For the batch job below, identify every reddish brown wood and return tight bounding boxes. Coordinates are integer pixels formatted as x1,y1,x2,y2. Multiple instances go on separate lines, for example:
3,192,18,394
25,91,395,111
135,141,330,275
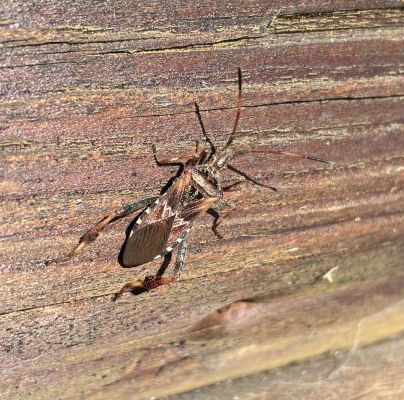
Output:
1,1,403,399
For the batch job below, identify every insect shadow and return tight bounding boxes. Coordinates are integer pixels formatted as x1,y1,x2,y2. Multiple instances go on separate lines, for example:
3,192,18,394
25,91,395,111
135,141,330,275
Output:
66,69,331,301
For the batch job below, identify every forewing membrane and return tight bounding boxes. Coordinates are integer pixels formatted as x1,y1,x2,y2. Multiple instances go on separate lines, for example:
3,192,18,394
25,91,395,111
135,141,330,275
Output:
122,216,175,267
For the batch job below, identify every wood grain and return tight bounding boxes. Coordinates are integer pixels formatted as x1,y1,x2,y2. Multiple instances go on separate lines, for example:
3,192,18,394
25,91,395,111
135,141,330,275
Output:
1,1,403,399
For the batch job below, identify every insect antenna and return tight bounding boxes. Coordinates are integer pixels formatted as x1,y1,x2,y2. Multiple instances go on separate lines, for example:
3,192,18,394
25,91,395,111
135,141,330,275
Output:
223,67,242,151
194,101,216,163
234,148,332,164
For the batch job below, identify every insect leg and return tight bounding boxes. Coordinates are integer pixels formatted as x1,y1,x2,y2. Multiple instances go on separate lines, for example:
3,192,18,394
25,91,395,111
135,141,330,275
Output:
191,139,209,164
112,275,175,301
206,206,236,239
114,252,177,301
112,280,148,300
152,144,184,168
227,164,278,192
173,235,188,279
222,180,245,192
194,139,200,156
68,197,157,258
113,197,159,221
156,252,173,277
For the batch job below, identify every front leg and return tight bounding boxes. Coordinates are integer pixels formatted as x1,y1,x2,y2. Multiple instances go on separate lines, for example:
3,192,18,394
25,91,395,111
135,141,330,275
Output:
152,144,184,168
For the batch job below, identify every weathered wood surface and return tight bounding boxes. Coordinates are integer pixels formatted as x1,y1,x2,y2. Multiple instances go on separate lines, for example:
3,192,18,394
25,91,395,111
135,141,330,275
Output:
1,1,403,399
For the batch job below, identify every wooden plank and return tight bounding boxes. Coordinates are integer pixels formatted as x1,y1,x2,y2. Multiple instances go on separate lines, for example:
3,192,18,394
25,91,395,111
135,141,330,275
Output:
2,272,404,399
1,1,403,398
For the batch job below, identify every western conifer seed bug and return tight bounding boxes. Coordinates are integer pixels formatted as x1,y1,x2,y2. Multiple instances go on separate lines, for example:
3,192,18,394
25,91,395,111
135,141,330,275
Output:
67,69,331,300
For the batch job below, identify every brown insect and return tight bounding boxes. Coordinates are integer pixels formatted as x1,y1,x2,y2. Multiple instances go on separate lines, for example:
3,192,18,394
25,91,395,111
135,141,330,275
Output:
67,69,331,300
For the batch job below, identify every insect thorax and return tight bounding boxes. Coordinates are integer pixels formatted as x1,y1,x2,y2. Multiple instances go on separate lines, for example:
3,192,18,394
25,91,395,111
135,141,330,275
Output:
190,165,223,198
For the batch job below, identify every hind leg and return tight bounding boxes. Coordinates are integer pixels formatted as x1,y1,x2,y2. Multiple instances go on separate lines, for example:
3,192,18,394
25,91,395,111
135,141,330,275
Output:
68,197,157,258
112,236,189,301
113,252,176,301
173,235,188,279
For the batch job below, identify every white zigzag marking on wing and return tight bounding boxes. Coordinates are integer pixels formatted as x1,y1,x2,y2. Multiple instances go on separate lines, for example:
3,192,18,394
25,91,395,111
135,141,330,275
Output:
173,217,188,228
162,203,172,218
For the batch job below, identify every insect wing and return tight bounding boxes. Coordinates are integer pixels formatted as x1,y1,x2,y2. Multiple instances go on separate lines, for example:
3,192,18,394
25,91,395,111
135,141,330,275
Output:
148,168,192,221
122,216,175,267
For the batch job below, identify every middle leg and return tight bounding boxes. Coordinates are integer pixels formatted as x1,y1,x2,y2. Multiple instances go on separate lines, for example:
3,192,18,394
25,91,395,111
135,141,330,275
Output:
206,205,237,240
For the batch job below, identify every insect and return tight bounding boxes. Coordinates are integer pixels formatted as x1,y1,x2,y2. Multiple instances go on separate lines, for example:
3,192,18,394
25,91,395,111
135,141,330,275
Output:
68,69,330,300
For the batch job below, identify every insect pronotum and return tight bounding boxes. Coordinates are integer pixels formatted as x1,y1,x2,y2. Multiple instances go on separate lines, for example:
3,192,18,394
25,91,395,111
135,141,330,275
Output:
68,69,331,300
